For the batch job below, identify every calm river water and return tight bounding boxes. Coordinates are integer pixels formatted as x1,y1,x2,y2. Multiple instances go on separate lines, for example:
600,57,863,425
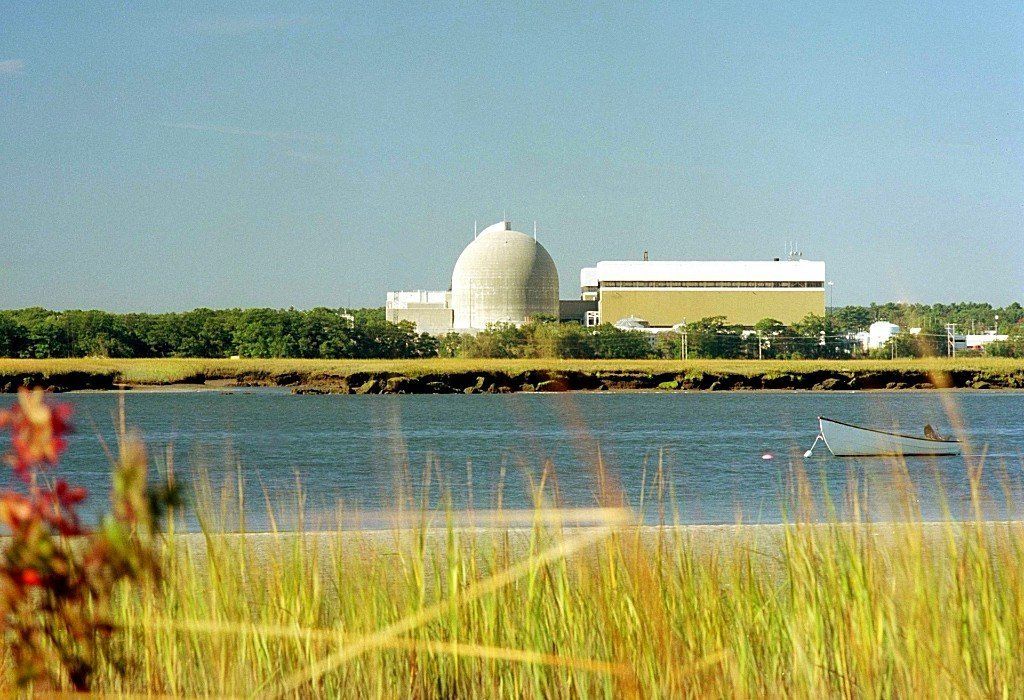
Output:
7,390,1024,529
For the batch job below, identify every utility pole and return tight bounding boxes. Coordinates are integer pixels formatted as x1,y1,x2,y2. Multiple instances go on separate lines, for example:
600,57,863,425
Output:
757,330,763,360
679,319,688,361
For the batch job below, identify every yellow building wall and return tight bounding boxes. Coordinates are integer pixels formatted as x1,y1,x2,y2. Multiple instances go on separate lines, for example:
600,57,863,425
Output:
599,289,825,327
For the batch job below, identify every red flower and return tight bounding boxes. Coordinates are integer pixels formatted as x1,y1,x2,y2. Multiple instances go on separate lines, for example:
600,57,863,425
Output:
38,480,89,536
0,388,73,481
19,568,42,587
51,479,87,508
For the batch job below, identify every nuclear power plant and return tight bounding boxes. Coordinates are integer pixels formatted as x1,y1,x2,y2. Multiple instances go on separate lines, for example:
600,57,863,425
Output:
385,219,826,334
386,220,560,334
451,221,559,329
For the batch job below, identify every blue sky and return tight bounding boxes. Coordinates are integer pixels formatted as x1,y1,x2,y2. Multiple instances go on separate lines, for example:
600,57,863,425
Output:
1,2,1021,310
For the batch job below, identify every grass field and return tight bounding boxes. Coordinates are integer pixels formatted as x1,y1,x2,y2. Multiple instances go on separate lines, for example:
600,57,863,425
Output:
63,474,1024,697
1,356,1023,386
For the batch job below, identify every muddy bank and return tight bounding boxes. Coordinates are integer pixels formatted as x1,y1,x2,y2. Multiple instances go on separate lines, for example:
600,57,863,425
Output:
0,370,121,393
291,367,1024,395
2,365,1022,395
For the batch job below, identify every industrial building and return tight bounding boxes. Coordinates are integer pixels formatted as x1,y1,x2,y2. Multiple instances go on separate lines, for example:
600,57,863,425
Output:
384,291,453,336
854,322,1008,353
386,221,559,334
579,259,826,329
387,218,827,334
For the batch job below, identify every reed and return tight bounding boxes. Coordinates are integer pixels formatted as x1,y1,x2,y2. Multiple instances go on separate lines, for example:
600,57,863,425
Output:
22,457,1020,698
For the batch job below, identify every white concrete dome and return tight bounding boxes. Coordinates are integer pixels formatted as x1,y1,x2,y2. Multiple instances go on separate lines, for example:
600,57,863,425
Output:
451,221,559,330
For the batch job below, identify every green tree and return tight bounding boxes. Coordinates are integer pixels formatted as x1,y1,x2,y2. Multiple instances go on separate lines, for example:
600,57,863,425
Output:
233,309,298,358
754,318,787,335
749,318,788,359
685,317,742,359
551,323,596,359
870,333,918,359
0,313,29,357
653,331,681,359
987,327,1024,358
437,332,474,358
61,310,140,358
13,308,70,358
464,323,527,358
591,324,652,359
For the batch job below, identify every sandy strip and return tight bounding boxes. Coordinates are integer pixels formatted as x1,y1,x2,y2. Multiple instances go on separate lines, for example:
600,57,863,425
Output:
162,520,1024,560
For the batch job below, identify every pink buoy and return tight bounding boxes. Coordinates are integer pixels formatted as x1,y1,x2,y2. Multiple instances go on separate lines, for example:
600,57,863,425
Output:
761,453,773,460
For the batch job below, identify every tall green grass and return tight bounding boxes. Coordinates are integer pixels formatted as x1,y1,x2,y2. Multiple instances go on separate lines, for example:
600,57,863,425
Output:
29,457,1020,698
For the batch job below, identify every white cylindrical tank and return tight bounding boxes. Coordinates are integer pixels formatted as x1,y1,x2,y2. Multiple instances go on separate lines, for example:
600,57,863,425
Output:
451,221,559,330
867,321,900,349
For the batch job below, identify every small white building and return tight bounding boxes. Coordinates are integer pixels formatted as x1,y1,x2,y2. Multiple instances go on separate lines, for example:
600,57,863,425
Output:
965,331,1009,351
385,290,453,336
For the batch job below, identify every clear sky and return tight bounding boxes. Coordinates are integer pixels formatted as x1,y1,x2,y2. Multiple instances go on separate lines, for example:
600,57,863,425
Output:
2,2,1021,311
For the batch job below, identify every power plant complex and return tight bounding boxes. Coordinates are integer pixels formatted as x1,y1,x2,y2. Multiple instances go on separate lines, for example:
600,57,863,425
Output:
386,220,825,334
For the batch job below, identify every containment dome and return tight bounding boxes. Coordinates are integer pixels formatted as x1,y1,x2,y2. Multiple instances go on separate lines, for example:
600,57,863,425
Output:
451,221,559,330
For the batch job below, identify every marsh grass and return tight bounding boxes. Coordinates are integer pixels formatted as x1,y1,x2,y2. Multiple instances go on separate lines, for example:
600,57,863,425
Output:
1,356,1022,385
4,386,1024,697
21,451,1018,698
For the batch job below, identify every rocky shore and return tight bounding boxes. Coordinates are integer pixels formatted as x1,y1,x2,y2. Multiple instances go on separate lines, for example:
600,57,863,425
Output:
2,361,1022,395
290,367,1023,394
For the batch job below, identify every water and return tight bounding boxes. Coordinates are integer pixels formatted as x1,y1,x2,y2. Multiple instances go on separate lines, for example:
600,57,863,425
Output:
5,390,1023,530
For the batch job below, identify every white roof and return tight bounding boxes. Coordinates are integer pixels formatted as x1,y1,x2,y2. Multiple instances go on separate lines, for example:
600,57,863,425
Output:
586,259,825,283
965,333,1008,345
580,267,599,287
614,315,650,329
387,290,451,308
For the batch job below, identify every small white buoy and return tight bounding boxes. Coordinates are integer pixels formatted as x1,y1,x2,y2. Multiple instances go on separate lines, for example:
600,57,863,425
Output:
762,453,773,460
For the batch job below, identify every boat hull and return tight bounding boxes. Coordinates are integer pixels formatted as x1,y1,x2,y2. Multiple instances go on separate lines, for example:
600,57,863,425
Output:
819,417,962,457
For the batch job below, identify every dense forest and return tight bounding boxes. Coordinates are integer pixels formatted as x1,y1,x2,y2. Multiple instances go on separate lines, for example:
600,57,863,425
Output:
0,307,437,360
0,303,1020,360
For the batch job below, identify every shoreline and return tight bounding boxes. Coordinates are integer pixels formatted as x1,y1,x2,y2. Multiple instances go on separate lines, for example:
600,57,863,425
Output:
162,520,1024,558
1,357,1022,394
68,384,1024,396
165,519,1024,536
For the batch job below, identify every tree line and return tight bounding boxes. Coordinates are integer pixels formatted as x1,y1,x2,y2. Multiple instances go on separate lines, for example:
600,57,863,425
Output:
0,308,437,359
827,302,1023,335
444,314,859,360
0,303,1020,360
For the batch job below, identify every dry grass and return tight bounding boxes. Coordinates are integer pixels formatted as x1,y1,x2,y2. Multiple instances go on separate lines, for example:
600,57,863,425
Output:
0,447,1002,698
1,356,1022,385
70,490,1024,697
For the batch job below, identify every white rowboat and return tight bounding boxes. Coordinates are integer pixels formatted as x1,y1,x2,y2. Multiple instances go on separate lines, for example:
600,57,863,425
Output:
812,416,962,457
